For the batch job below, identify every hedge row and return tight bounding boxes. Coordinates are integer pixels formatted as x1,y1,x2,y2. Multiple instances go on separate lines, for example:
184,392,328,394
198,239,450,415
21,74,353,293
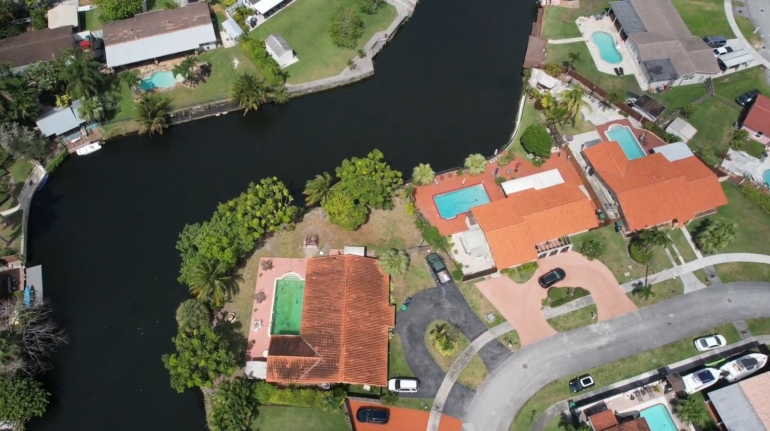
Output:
253,382,345,410
739,184,770,215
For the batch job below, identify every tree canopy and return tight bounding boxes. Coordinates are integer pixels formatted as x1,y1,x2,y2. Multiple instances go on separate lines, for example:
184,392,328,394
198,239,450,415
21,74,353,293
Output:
93,0,143,22
161,327,236,393
175,299,211,331
210,378,257,431
135,93,170,136
379,249,409,276
464,154,486,176
0,63,38,123
0,375,49,428
520,125,552,157
328,4,364,49
0,123,48,162
411,163,435,186
322,190,368,231
695,219,737,254
334,149,403,210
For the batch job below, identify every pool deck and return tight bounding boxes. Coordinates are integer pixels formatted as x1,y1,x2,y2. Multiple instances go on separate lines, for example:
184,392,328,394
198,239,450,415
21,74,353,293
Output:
596,119,666,152
247,257,308,361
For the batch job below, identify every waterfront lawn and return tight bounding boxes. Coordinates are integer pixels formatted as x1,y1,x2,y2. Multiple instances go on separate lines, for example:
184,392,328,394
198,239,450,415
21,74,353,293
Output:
250,406,349,431
572,225,673,283
0,212,22,251
669,228,697,263
546,305,596,332
249,0,397,84
457,282,506,328
0,159,35,211
546,42,641,95
542,0,611,40
627,278,684,308
508,101,542,160
511,323,741,431
425,320,488,389
689,183,770,282
389,333,414,378
649,83,708,115
671,0,734,38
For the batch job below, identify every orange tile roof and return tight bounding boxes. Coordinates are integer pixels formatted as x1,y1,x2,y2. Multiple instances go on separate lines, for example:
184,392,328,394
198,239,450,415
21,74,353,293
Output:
589,410,619,431
743,94,770,134
266,255,394,386
604,418,651,431
583,141,727,232
471,183,598,269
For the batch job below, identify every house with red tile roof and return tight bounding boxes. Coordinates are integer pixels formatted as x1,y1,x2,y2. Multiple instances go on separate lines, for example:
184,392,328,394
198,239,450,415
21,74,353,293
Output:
741,94,770,145
583,141,727,233
265,254,394,386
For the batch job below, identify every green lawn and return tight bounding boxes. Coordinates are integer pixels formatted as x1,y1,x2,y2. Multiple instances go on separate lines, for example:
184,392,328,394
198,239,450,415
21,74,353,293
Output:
78,9,103,31
736,15,762,48
744,139,766,158
541,0,610,40
650,83,708,115
546,42,640,95
457,282,506,328
508,101,542,160
669,228,697,263
8,159,33,185
546,305,597,332
747,317,770,335
512,323,741,431
249,0,397,84
543,416,563,431
572,226,673,283
499,331,521,351
542,287,590,308
425,320,487,389
249,406,349,431
389,333,413,378
627,278,684,308
671,0,735,38
393,397,433,411
689,183,770,282
214,11,227,31
557,112,595,137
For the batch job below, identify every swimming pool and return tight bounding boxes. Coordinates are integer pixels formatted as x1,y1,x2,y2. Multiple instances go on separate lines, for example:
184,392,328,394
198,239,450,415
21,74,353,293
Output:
139,71,182,91
640,404,677,431
433,184,491,219
606,125,646,160
270,273,305,335
763,169,770,186
592,32,623,64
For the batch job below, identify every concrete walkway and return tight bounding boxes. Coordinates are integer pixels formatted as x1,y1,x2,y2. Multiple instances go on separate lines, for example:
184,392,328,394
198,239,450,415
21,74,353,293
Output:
457,281,770,431
15,165,45,256
547,37,584,44
725,0,770,68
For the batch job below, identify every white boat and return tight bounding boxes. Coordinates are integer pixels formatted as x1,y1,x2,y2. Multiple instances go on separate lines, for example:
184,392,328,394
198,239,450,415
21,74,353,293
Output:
75,142,102,156
719,353,768,383
682,368,721,394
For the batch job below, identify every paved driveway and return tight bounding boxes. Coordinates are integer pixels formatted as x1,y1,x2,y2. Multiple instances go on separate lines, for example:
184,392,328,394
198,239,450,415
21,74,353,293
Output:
394,281,511,418
462,281,770,431
476,252,637,346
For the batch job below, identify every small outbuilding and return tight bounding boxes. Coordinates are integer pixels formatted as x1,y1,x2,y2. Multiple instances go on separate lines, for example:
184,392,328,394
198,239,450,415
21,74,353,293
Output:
665,117,697,143
36,100,86,137
222,19,244,44
264,34,298,68
47,4,79,30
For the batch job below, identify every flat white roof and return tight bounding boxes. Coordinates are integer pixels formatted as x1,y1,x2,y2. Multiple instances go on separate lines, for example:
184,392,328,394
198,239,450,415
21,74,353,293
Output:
652,142,694,162
666,117,697,142
48,4,78,29
255,0,284,14
720,50,753,68
105,25,216,68
343,246,366,256
222,19,244,39
245,361,267,379
501,169,564,195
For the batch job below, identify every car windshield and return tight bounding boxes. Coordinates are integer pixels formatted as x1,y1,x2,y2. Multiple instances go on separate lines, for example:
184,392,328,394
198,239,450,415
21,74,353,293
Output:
699,339,709,347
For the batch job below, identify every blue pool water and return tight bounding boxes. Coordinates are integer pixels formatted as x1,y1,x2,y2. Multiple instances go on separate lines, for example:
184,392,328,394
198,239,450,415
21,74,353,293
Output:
606,125,646,160
139,71,181,90
592,31,623,64
433,185,491,219
640,404,677,431
763,169,770,185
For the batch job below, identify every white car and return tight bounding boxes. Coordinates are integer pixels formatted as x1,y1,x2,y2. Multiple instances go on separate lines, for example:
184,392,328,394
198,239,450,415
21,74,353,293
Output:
388,378,419,393
694,334,727,351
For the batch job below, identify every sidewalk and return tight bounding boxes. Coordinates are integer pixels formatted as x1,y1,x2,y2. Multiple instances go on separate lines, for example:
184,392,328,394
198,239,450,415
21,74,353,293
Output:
725,0,770,68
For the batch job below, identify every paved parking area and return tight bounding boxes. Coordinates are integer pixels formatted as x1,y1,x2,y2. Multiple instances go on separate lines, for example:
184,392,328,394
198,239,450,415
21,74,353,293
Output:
476,252,638,346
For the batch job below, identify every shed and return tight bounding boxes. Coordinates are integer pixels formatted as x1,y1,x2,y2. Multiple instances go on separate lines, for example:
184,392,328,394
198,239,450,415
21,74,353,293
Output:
47,4,79,29
665,118,697,142
264,34,298,68
632,95,666,121
36,100,85,137
719,50,754,69
222,18,244,42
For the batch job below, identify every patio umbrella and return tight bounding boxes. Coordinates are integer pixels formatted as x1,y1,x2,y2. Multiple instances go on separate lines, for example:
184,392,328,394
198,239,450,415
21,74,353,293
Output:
255,291,266,303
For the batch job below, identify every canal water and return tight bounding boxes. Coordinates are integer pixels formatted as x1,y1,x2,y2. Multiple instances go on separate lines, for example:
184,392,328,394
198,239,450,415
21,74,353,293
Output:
27,0,533,428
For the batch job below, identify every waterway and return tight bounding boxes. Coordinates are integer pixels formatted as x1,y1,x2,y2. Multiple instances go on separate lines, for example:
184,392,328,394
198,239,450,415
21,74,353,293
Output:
26,0,533,428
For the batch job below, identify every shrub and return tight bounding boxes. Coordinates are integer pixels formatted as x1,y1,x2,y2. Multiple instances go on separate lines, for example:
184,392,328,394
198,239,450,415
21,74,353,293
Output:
629,241,653,264
580,240,605,260
254,382,345,411
451,269,463,281
381,391,398,405
521,125,552,157
547,287,566,301
497,152,515,166
495,176,506,185
240,35,287,85
544,62,561,77
456,169,464,176
415,217,450,249
45,150,69,173
739,184,770,214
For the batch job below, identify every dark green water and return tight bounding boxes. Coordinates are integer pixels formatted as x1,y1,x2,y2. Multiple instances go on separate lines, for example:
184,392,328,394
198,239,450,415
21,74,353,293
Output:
26,0,533,428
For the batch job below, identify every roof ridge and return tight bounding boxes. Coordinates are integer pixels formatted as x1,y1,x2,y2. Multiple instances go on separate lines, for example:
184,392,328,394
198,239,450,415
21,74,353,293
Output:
337,255,351,381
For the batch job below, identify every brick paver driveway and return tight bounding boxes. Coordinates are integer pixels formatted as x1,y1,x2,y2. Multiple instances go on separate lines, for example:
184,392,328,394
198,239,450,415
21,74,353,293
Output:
476,252,637,346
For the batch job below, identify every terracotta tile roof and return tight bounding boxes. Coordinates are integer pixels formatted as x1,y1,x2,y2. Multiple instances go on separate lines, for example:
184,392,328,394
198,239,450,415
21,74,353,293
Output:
604,418,651,431
471,183,598,269
739,372,770,428
589,410,619,431
266,255,394,386
583,141,727,231
743,94,770,134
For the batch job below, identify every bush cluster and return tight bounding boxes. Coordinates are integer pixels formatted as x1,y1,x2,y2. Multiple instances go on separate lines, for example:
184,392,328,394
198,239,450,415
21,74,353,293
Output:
580,240,605,260
254,382,345,411
415,217,450,250
629,242,653,264
739,184,770,215
520,125,552,157
241,36,286,85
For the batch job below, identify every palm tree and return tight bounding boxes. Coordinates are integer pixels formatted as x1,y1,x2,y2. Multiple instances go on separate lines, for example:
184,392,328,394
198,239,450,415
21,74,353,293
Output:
430,323,457,356
172,56,198,83
347,59,356,70
175,299,211,330
674,396,710,426
604,91,622,108
303,172,334,206
560,86,590,122
135,93,171,136
465,153,487,176
77,97,105,122
379,249,409,276
61,49,103,99
118,70,141,89
231,72,268,115
411,163,435,185
188,260,238,309
731,129,748,151
695,219,738,254
637,227,672,254
566,51,580,74
632,283,654,301
268,84,290,104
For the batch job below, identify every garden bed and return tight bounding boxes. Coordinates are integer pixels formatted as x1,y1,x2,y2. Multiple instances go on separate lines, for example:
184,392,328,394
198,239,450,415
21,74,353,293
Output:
546,304,596,332
424,320,487,389
541,286,589,308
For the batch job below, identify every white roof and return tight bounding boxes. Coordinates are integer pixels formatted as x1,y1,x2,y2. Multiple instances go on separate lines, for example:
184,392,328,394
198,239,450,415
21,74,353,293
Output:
36,100,85,137
222,19,243,39
48,4,78,29
255,0,284,14
653,142,694,162
501,169,564,195
244,361,267,379
665,118,697,142
343,246,366,256
720,50,754,68
538,73,558,89
105,25,216,68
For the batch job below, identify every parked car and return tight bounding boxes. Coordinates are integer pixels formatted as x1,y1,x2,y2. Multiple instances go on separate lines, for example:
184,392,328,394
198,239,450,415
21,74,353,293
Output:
426,253,451,284
694,334,727,351
388,377,419,393
538,268,566,288
736,89,761,106
713,46,734,56
703,35,727,48
569,375,595,393
356,407,389,424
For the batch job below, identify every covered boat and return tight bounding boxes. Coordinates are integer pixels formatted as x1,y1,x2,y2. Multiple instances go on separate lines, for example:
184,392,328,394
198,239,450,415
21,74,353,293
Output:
683,368,720,394
719,353,768,383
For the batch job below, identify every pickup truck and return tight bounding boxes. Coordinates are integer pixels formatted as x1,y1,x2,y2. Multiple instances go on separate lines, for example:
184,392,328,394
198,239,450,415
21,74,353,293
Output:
426,253,451,284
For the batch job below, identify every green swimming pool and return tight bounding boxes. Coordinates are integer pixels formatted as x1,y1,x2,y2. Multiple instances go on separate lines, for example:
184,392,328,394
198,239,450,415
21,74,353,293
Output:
270,274,305,335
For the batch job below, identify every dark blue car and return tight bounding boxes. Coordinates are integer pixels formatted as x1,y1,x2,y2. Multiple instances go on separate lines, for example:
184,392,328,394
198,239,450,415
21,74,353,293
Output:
356,407,389,424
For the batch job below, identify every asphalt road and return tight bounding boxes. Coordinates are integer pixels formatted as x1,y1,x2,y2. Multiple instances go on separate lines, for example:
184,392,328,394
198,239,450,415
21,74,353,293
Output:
461,282,770,431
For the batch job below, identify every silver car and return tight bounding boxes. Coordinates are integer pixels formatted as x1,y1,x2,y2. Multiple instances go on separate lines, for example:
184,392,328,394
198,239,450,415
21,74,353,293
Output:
387,378,419,393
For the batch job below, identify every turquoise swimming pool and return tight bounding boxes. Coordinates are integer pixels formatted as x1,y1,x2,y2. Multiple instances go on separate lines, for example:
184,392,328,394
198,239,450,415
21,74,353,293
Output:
433,185,491,219
763,169,770,186
139,71,181,91
606,125,646,160
592,31,623,64
640,404,677,431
